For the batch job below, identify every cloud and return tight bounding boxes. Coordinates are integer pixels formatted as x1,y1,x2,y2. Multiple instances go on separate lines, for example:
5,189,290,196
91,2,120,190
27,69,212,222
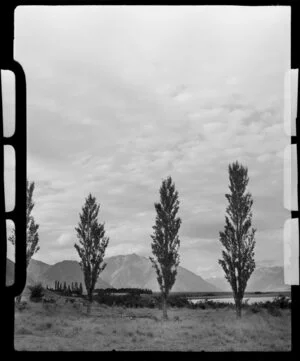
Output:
105,243,149,258
55,233,74,248
257,153,272,163
254,228,286,265
9,6,290,277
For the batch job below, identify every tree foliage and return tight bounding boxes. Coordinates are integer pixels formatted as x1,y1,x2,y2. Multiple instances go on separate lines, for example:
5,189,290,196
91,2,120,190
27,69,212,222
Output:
28,282,44,300
9,180,40,268
74,193,109,304
218,161,256,317
150,176,181,319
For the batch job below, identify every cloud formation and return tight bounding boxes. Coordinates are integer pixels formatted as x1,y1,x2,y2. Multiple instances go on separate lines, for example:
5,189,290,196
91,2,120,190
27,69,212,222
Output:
4,6,291,278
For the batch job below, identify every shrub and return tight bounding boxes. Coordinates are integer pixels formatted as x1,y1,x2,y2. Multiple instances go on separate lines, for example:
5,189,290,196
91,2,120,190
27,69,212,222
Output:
197,303,206,310
95,293,141,307
257,296,290,313
95,287,153,296
167,295,190,308
95,293,161,308
205,300,216,309
16,301,27,311
154,294,190,308
267,306,282,317
272,295,290,309
28,283,44,300
249,304,260,314
201,300,234,310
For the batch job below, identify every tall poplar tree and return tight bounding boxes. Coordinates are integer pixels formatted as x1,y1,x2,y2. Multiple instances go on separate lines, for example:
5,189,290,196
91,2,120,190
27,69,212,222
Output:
74,193,109,309
150,176,181,320
9,179,40,303
218,161,256,318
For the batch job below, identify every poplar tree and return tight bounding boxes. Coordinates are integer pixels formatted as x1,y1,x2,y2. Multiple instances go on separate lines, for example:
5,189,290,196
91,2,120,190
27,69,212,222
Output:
9,179,39,303
218,161,256,318
74,194,109,309
150,176,181,320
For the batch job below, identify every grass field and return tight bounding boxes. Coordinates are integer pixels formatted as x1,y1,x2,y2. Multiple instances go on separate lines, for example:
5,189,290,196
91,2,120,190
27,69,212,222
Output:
14,300,291,351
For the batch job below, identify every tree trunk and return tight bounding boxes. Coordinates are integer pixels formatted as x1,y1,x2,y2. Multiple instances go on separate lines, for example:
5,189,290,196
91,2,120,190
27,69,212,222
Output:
235,297,242,318
162,294,168,320
87,289,93,314
88,289,93,303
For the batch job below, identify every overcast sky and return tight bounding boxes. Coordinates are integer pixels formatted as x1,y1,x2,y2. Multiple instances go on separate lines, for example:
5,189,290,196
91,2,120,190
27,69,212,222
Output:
3,5,292,279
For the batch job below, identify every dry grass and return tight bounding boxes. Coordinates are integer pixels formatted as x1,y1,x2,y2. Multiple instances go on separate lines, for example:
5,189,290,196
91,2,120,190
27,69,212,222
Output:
14,301,291,351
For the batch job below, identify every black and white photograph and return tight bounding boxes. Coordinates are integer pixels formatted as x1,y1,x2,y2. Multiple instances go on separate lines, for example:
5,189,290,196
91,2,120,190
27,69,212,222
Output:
2,4,295,351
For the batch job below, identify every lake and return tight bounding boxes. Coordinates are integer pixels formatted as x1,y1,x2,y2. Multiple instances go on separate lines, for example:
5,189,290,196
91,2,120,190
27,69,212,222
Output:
188,296,290,305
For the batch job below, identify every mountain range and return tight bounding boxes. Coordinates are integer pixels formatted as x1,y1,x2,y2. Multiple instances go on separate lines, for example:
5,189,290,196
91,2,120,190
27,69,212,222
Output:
6,253,220,293
205,266,290,292
6,253,289,293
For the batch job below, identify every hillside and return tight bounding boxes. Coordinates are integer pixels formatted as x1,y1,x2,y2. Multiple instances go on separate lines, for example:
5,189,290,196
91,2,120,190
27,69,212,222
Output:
27,259,51,283
41,254,220,292
205,266,291,292
7,254,220,292
6,258,15,286
7,255,290,293
6,258,35,287
99,253,220,292
41,260,112,290
247,266,291,292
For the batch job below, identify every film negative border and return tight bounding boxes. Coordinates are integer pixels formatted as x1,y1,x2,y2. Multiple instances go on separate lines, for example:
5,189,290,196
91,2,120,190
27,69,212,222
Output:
0,0,299,357
0,61,27,351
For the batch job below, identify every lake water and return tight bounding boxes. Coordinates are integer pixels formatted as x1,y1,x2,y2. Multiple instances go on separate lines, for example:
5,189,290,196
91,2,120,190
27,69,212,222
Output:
188,296,289,305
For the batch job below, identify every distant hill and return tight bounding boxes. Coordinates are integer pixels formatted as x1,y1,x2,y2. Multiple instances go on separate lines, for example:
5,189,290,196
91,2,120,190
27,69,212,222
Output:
8,255,289,293
205,266,291,292
27,259,51,283
42,260,111,291
99,253,221,292
246,266,291,292
6,258,111,292
6,253,220,293
6,258,35,287
6,258,15,286
204,276,230,292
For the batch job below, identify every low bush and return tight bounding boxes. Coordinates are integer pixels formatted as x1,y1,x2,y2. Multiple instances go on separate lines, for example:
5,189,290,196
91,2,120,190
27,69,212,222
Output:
94,292,291,312
28,283,44,300
95,293,143,307
272,295,291,309
95,293,186,308
95,287,152,296
187,299,240,310
152,294,193,308
253,295,291,312
249,304,260,314
267,306,282,317
16,301,28,311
